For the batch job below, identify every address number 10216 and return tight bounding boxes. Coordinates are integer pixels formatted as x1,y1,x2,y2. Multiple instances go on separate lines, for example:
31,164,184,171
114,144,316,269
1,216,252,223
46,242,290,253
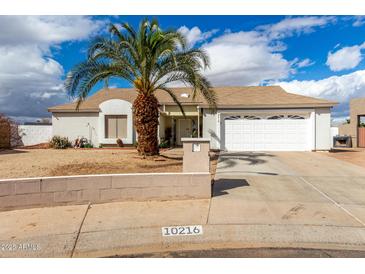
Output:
161,225,203,236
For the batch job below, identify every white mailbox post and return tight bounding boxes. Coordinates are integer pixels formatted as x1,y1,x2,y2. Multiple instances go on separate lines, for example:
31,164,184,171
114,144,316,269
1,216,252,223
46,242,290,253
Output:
181,138,210,173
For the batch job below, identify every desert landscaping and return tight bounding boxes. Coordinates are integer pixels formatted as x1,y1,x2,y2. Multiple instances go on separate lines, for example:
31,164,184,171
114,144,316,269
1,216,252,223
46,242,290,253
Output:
325,148,365,169
0,148,184,179
0,148,219,179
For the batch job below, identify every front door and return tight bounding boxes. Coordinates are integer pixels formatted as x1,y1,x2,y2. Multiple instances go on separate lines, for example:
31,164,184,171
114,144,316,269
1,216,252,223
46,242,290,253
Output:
177,119,192,145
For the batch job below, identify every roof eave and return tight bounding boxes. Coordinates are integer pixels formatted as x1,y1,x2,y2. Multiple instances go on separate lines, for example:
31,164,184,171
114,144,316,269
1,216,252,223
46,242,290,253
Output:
161,102,203,105
48,108,100,113
198,103,338,109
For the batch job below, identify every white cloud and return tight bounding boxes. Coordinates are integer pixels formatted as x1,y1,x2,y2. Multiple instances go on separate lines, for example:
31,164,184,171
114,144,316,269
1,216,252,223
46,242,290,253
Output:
202,31,291,86
295,58,315,68
176,17,333,86
275,70,365,119
0,16,105,121
326,43,365,71
178,26,218,47
0,16,104,46
259,16,336,40
352,16,365,27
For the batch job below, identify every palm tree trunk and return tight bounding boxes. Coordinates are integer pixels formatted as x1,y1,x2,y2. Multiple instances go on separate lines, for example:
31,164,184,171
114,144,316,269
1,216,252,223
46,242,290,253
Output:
133,92,159,156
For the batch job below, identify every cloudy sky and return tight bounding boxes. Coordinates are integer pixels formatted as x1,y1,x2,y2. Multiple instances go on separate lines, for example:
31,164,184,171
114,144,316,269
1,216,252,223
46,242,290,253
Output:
1,15,365,123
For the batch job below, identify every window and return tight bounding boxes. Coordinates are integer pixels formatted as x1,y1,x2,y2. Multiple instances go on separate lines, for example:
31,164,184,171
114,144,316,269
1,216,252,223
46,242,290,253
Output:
105,115,127,139
243,115,261,120
288,115,305,120
267,115,284,120
225,115,241,120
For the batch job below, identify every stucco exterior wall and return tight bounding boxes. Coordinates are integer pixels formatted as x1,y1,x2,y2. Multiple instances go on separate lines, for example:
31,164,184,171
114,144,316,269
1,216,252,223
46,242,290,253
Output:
98,99,134,145
52,113,99,146
182,138,210,172
344,98,365,147
164,105,199,116
158,114,166,140
339,123,352,136
18,125,52,146
314,107,332,150
51,101,333,150
202,109,219,149
158,115,173,138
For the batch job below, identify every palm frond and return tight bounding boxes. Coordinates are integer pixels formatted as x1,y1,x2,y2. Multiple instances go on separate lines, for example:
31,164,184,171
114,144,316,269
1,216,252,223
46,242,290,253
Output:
65,60,135,108
65,18,217,112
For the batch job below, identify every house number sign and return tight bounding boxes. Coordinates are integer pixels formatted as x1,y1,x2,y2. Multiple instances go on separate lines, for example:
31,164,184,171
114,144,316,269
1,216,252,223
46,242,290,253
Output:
192,143,201,152
161,225,203,236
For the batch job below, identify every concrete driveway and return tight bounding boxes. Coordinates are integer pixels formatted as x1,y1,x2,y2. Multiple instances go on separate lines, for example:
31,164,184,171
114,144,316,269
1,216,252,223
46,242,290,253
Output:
209,151,365,227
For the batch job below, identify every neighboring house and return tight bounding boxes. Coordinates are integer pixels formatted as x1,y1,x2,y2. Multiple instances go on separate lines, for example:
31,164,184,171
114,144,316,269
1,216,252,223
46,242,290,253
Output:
339,98,365,148
48,86,337,151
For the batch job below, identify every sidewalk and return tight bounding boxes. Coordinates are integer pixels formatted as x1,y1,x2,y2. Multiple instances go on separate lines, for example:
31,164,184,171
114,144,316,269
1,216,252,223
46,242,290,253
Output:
1,198,365,257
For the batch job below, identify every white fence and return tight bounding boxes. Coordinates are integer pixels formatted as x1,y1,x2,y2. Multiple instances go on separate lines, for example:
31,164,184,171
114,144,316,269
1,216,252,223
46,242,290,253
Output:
18,125,52,146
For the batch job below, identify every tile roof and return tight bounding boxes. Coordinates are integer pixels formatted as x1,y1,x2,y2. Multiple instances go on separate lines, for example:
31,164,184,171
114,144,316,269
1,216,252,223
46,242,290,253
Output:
48,86,337,112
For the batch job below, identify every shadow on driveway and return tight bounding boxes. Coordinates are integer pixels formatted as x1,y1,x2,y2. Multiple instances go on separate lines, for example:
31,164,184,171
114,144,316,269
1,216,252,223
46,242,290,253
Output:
213,178,250,197
218,152,275,169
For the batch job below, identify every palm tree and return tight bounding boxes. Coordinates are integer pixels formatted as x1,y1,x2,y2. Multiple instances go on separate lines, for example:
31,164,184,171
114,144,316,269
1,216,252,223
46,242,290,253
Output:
65,18,217,156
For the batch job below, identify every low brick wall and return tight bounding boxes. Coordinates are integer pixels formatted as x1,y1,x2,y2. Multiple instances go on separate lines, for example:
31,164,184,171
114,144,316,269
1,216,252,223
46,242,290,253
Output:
0,172,211,210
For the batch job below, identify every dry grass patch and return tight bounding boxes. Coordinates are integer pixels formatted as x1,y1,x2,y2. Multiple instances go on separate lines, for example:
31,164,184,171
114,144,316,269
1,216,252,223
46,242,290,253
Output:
49,157,182,177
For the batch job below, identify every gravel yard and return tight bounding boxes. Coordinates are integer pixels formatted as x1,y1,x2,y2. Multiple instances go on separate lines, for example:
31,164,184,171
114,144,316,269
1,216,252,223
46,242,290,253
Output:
0,148,184,179
325,148,365,169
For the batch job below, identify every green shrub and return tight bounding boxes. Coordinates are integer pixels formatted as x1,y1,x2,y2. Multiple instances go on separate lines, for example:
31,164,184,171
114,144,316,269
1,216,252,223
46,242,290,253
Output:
159,139,170,148
83,143,94,148
50,136,71,149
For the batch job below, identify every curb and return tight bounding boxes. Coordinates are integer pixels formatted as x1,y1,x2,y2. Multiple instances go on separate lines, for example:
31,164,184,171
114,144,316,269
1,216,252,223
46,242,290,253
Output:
72,223,365,257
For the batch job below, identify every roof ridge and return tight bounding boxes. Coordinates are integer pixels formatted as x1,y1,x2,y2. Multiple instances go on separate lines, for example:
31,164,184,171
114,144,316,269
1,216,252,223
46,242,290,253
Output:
48,85,337,112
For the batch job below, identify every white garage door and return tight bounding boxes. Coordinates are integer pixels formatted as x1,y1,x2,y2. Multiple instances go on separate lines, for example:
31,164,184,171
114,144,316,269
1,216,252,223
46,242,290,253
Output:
224,114,311,151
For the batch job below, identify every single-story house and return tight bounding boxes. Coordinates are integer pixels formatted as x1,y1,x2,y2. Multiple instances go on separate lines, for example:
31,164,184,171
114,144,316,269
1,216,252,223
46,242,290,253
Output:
339,98,365,147
48,86,337,151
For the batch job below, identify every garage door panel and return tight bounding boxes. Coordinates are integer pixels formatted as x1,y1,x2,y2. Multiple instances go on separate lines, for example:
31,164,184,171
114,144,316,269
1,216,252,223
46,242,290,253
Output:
224,115,311,151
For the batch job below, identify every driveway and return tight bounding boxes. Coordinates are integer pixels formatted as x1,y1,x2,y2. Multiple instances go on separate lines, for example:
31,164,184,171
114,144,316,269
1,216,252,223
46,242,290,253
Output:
209,151,365,227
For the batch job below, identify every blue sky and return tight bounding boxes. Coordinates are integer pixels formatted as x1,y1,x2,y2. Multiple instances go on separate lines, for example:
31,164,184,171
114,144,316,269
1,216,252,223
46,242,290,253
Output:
1,15,365,123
